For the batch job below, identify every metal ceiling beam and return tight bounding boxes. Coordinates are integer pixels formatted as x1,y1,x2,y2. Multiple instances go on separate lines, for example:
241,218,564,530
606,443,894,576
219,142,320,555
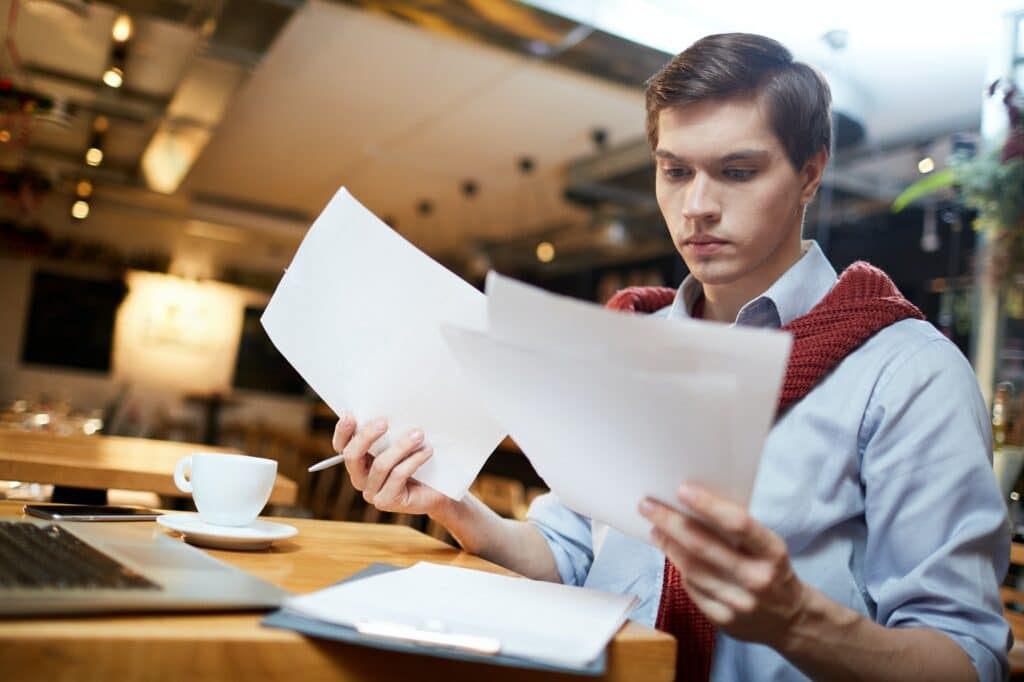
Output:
22,63,169,125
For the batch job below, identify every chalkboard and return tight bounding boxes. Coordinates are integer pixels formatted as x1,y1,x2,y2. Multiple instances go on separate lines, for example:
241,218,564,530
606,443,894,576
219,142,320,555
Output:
20,271,126,373
232,306,306,396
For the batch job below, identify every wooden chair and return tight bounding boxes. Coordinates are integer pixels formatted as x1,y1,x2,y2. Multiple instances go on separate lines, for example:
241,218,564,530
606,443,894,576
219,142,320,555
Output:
471,473,526,519
1002,541,1024,678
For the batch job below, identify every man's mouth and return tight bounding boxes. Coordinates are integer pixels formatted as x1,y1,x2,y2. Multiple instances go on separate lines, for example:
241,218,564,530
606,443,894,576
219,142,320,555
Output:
682,236,729,255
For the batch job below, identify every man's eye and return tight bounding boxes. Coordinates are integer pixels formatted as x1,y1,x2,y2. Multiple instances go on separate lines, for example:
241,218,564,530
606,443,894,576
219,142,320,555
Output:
662,167,691,180
724,168,756,180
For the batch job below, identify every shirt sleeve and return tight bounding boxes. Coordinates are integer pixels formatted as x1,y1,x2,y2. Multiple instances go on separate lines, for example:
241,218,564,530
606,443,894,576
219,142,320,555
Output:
526,492,594,586
860,334,1011,682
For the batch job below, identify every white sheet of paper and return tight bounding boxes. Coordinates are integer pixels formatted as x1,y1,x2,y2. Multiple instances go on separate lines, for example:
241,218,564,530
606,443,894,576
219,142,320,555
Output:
442,325,740,542
484,271,792,503
283,561,637,668
260,187,506,499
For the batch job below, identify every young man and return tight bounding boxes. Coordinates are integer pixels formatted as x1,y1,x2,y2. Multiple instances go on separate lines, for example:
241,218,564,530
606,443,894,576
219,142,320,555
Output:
332,33,1010,681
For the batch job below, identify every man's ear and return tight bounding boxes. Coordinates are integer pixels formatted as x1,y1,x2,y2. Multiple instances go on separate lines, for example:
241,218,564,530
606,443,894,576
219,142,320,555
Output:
799,148,829,206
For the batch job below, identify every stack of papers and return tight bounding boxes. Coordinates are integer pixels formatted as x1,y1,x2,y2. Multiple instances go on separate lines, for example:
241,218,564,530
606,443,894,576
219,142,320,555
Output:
261,188,506,499
443,273,791,541
262,187,792,542
282,561,637,669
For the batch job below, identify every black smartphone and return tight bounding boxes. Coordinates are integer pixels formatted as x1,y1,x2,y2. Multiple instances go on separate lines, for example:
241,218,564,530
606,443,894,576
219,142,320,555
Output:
23,504,162,521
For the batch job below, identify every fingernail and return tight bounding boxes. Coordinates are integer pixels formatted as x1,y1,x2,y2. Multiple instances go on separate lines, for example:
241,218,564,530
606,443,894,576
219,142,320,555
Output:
371,418,387,433
638,498,654,515
678,484,696,504
409,429,424,444
339,414,352,427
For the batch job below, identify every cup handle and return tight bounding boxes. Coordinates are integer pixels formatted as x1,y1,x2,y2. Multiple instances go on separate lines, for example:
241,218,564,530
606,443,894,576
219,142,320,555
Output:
173,456,193,494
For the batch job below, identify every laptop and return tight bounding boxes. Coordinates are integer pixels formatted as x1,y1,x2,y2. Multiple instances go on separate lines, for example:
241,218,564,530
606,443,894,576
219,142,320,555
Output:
0,518,290,616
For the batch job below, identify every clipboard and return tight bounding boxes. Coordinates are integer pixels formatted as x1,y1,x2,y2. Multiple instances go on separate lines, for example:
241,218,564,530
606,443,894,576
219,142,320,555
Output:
261,563,607,676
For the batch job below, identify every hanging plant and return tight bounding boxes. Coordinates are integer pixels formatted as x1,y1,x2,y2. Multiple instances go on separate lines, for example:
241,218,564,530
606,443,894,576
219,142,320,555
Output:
893,79,1024,288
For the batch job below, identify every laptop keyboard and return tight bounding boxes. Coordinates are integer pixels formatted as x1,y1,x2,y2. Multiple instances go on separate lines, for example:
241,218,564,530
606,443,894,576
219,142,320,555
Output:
0,522,160,590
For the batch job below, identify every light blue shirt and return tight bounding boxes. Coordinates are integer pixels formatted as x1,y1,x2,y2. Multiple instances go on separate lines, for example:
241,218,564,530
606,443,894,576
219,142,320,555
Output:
527,242,1011,681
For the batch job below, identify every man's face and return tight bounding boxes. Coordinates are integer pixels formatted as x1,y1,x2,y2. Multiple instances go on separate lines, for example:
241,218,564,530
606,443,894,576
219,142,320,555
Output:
654,97,821,291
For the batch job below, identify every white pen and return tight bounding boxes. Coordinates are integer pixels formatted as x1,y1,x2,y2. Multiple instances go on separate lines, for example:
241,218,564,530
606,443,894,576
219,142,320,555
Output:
307,453,345,473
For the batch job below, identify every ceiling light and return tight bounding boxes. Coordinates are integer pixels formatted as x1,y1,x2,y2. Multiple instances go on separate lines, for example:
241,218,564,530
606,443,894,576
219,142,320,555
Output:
76,178,92,197
93,116,109,133
917,156,935,174
102,44,127,89
111,14,133,43
71,199,89,220
0,130,9,144
102,66,123,89
536,241,555,263
141,124,211,194
85,147,103,166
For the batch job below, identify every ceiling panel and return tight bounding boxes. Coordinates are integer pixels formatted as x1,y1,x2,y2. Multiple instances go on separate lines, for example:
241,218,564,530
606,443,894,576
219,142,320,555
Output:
186,0,642,250
186,2,519,208
7,0,116,79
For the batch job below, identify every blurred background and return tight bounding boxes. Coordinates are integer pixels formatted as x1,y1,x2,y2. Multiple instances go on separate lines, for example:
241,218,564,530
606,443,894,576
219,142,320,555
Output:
1,0,1022,530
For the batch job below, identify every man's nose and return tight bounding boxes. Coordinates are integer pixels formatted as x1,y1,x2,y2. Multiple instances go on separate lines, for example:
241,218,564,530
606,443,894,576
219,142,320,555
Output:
681,173,720,223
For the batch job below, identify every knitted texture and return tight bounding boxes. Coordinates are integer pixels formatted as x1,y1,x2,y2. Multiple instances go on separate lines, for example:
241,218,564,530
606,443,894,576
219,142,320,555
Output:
605,260,924,681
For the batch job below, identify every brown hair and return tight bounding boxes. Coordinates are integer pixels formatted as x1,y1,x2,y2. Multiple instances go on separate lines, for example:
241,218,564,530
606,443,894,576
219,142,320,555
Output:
645,33,832,171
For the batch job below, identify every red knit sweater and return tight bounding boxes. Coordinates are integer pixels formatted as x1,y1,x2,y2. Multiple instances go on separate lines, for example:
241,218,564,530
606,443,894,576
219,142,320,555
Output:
606,261,924,681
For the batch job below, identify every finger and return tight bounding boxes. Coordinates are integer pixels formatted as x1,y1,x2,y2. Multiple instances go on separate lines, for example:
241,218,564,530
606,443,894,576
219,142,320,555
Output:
666,547,757,617
363,429,425,502
331,414,356,453
376,447,433,509
677,572,736,626
677,484,782,557
641,498,745,575
342,417,387,489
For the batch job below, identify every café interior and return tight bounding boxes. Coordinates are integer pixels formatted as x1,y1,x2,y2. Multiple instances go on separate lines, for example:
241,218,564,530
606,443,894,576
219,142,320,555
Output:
2,0,1024,679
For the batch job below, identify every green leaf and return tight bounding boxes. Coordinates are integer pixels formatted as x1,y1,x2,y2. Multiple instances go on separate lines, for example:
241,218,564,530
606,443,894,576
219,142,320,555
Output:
891,168,957,213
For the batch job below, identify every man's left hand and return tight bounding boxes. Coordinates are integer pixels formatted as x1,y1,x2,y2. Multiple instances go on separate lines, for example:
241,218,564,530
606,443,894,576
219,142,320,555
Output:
639,484,809,648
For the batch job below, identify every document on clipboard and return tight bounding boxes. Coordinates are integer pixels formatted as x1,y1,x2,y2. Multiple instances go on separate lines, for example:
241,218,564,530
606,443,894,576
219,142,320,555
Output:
275,562,637,671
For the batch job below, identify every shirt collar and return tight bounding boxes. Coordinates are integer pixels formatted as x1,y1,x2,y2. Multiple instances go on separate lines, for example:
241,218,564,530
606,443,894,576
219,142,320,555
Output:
662,240,837,328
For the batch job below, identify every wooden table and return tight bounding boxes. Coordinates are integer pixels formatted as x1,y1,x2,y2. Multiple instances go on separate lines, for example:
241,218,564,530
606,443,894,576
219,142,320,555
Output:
0,430,297,505
0,501,675,681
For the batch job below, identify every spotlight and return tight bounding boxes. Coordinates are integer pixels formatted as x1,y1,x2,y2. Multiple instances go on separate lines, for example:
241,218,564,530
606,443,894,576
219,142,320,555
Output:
536,241,555,263
112,14,133,43
71,199,90,220
917,156,935,174
76,178,92,198
85,126,105,166
102,44,127,89
0,130,9,144
102,66,123,89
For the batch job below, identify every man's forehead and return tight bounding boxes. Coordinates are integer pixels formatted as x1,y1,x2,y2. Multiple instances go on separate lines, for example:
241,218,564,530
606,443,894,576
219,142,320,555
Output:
656,100,779,159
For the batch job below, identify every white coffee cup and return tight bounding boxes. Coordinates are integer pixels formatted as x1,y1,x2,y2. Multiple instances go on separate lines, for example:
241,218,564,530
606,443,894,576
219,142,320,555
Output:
173,452,277,527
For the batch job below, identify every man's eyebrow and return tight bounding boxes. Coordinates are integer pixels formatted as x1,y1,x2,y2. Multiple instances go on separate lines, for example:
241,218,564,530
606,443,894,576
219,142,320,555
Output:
720,149,770,163
653,149,770,163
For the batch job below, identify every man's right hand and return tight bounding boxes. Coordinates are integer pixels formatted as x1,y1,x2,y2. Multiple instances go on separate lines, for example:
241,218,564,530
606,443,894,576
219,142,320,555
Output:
332,414,448,516
332,414,560,583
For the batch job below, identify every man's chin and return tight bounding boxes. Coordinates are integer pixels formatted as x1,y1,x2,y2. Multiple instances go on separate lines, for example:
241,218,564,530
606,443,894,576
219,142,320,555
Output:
682,259,741,286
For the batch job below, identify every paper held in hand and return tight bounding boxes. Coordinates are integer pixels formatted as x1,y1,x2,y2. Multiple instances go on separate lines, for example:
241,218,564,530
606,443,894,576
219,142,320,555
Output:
440,271,792,542
282,562,637,669
260,187,506,499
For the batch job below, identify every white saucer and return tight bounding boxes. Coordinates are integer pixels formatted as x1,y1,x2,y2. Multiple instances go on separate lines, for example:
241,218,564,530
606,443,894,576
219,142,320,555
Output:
157,514,298,550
